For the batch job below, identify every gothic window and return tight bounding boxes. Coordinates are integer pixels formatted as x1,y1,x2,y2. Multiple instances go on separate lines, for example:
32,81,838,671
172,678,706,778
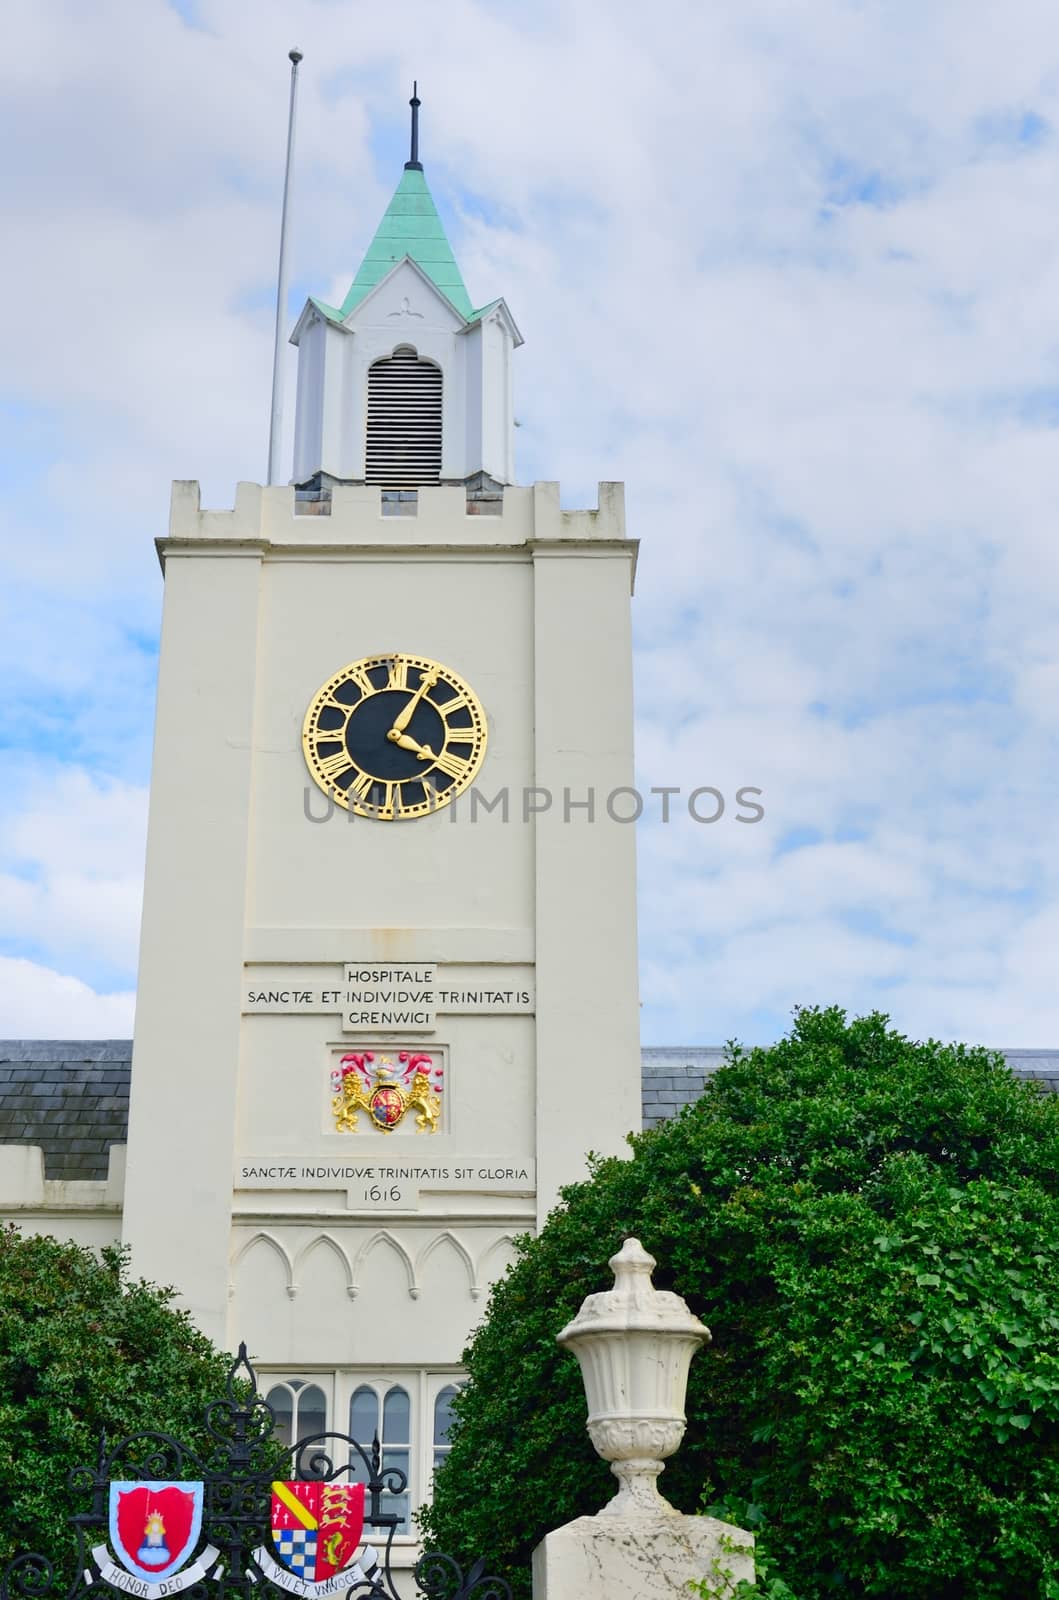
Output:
263,1378,328,1451
365,346,442,488
432,1383,460,1476
349,1381,411,1532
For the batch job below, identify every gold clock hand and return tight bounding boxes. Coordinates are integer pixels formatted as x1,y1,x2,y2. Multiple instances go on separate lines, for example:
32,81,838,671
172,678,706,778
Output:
386,730,437,761
390,666,440,736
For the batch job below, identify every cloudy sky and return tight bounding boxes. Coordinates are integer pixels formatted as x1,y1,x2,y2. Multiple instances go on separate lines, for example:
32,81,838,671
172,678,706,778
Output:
2,0,1058,1047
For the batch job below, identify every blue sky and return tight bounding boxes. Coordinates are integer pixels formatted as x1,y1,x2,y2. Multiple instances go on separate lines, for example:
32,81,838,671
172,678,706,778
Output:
2,0,1059,1046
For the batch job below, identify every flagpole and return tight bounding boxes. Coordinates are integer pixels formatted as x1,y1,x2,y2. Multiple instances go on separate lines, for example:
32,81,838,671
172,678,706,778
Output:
267,48,303,486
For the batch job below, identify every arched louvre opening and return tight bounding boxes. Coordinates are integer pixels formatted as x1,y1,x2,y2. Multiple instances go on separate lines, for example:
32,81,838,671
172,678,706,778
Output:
365,347,442,488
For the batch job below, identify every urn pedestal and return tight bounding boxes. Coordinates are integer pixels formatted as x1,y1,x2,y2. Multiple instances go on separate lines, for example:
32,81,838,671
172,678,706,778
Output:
531,1238,754,1599
556,1236,709,1515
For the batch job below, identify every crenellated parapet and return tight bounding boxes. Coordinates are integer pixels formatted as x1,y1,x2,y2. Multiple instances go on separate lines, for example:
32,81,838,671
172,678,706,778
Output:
162,480,635,583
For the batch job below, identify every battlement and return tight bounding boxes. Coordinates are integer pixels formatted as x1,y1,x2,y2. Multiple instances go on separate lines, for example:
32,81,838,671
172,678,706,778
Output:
163,479,630,563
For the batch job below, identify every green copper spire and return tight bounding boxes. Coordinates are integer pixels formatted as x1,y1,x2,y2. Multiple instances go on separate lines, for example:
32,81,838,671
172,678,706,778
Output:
338,165,473,321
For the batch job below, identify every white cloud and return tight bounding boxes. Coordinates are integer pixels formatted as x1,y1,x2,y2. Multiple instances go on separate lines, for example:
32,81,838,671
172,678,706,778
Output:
0,957,135,1038
0,771,148,984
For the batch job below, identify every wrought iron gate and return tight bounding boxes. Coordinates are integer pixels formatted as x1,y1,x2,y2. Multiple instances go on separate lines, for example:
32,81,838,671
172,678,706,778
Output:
0,1343,509,1600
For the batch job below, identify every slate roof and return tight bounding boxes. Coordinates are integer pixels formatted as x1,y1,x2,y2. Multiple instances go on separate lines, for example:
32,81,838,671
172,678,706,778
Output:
642,1047,728,1131
0,1041,131,1182
1,1042,1057,1183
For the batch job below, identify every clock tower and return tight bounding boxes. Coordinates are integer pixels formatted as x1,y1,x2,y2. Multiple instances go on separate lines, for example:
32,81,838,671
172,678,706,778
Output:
122,104,640,1486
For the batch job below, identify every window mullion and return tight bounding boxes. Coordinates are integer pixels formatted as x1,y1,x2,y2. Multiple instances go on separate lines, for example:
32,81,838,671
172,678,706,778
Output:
418,1369,429,1523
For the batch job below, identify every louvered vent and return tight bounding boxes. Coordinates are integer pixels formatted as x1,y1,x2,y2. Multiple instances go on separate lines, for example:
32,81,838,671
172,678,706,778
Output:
365,348,442,488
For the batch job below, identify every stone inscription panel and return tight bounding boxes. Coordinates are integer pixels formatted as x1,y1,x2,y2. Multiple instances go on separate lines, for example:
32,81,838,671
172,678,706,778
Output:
242,962,534,1032
234,1155,536,1213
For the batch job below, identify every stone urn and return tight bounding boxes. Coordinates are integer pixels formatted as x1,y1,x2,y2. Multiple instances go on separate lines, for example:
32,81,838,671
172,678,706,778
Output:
556,1237,711,1516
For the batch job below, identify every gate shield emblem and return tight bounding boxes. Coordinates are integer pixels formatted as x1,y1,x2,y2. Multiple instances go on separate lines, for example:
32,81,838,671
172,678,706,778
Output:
271,1482,366,1582
108,1482,204,1582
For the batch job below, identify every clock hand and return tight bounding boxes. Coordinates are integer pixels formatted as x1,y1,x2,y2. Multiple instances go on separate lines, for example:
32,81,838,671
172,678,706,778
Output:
385,729,437,762
390,667,440,736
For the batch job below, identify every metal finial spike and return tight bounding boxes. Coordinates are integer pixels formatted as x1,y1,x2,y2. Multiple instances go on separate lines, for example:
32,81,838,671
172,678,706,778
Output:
406,80,423,171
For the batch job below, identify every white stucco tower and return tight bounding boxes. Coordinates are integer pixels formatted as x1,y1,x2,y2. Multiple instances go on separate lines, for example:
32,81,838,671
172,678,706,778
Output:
122,100,640,1537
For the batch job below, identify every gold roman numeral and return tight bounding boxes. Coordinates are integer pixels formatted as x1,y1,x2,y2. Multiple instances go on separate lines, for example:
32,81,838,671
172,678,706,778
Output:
317,750,353,781
346,770,374,805
346,665,375,696
432,748,470,780
387,657,409,691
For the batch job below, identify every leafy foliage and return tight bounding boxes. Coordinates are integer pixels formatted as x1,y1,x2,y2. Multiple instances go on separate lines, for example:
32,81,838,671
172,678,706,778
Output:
421,1008,1059,1599
0,1229,243,1576
689,1527,800,1599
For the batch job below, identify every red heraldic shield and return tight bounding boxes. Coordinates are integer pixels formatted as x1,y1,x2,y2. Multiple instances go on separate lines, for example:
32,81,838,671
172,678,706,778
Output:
109,1482,203,1582
271,1481,366,1582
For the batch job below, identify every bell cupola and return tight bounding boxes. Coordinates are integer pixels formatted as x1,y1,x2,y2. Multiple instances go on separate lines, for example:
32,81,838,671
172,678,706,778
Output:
290,87,522,495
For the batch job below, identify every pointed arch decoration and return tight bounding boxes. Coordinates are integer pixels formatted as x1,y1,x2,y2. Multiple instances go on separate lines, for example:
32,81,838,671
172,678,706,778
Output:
293,1232,355,1300
415,1231,478,1299
476,1233,519,1296
351,1229,417,1301
230,1231,295,1299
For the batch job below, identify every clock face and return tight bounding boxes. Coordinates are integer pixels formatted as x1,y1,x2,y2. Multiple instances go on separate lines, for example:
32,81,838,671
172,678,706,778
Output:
302,653,487,820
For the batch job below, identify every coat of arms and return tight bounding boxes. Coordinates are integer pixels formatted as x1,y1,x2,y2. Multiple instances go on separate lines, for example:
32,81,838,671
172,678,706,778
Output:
264,1481,366,1592
105,1481,206,1588
331,1051,443,1134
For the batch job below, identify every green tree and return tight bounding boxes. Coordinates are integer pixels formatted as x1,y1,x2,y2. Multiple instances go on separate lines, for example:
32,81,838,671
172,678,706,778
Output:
0,1229,256,1577
421,1008,1059,1599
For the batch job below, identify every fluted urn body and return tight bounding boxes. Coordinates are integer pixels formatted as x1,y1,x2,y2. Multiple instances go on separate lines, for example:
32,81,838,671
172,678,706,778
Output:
556,1237,710,1515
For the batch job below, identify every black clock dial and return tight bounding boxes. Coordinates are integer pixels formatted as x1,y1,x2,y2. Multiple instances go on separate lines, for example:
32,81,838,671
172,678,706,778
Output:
343,691,447,780
302,653,487,820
